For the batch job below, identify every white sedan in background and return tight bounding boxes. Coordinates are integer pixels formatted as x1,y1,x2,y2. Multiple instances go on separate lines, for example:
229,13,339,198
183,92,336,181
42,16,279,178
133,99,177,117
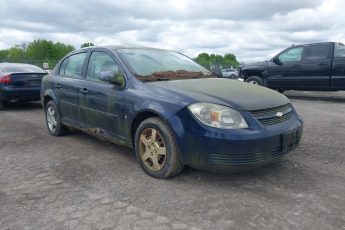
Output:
221,68,239,79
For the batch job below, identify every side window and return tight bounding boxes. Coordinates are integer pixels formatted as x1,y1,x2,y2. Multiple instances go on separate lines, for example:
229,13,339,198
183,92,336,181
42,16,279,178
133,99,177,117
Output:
279,47,304,63
64,53,87,78
307,44,330,60
86,51,124,84
59,58,68,76
334,44,345,58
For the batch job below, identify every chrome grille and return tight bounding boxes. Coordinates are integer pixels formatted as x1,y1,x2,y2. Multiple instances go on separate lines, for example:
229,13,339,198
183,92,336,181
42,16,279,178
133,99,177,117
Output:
250,104,293,126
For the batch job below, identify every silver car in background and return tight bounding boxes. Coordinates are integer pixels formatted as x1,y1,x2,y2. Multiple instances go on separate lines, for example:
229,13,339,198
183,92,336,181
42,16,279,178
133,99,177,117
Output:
221,68,239,79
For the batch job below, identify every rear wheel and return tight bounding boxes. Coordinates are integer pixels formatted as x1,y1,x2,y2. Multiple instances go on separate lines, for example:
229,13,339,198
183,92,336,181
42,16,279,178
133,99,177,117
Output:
0,102,4,110
230,74,236,79
245,76,264,86
135,117,183,179
45,101,68,136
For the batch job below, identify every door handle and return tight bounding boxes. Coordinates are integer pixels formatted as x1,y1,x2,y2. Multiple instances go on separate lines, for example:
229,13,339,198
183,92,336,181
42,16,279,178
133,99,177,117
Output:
79,88,88,94
56,83,61,89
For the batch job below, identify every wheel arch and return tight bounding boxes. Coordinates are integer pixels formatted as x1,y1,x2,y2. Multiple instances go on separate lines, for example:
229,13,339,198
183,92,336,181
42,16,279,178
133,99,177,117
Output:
130,110,166,146
42,89,57,109
242,71,264,81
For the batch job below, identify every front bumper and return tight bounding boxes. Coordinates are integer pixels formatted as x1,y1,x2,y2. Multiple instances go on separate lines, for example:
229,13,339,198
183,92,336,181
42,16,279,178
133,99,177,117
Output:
0,87,41,102
168,108,303,173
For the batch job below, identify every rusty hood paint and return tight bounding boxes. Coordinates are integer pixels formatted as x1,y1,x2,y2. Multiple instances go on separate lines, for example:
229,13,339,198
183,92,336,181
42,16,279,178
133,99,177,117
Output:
147,78,289,111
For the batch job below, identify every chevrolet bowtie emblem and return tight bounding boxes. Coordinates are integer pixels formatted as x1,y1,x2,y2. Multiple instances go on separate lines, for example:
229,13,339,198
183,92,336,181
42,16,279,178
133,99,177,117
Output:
276,111,283,117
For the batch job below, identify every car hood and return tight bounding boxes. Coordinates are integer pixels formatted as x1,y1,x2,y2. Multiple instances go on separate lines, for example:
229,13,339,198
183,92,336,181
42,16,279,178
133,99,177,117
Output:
241,61,268,70
148,78,289,111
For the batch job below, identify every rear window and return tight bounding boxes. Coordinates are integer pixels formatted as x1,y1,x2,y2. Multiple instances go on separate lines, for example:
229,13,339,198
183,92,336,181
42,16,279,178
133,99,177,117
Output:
0,64,45,73
64,53,87,78
307,44,330,60
334,44,345,58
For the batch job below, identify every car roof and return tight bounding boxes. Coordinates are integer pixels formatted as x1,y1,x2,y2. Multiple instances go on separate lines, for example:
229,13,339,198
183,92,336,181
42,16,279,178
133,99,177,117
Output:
0,63,38,67
291,42,335,47
79,45,170,52
0,63,45,73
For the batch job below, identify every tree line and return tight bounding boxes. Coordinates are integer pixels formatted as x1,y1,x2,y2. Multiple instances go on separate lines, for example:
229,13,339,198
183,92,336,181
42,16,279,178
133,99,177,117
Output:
193,53,240,70
0,39,240,70
0,40,95,69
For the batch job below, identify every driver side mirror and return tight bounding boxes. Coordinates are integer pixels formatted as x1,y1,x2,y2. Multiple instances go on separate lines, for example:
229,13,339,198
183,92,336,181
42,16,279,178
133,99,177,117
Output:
273,57,282,65
99,71,124,86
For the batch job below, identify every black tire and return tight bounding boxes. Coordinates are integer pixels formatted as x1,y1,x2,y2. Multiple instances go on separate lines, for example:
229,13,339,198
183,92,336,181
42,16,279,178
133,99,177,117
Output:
230,74,236,79
0,102,4,110
134,117,184,179
45,100,68,136
245,76,264,86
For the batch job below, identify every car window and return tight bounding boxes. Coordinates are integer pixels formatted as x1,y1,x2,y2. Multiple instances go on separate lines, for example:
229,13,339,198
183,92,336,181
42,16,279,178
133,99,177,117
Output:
279,47,304,63
64,53,87,78
86,51,125,84
307,44,330,60
59,58,68,76
334,44,345,58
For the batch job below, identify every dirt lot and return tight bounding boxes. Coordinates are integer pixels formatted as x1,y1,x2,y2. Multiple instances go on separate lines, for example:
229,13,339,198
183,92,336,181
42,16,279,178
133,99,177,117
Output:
0,91,344,230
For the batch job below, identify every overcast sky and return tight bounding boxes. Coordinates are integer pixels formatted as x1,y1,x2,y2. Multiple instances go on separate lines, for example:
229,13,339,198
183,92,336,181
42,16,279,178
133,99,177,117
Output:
0,0,344,62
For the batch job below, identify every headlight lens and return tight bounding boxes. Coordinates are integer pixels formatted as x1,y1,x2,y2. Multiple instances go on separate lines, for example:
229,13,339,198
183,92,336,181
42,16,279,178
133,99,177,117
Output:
188,103,248,129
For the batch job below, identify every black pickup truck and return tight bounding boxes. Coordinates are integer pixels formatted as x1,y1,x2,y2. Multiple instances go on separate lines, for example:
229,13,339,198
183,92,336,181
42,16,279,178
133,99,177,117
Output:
239,42,345,92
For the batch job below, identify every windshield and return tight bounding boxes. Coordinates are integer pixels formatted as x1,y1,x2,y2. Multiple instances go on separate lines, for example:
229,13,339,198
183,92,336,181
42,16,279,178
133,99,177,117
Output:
117,49,214,81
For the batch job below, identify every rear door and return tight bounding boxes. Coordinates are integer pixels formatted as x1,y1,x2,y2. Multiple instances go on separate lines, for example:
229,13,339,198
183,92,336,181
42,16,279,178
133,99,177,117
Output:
79,50,127,141
300,43,332,89
55,52,87,125
267,46,306,89
331,43,345,89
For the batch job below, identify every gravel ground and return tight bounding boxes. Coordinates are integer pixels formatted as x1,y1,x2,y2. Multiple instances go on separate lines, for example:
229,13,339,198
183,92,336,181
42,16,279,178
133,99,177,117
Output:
0,91,344,230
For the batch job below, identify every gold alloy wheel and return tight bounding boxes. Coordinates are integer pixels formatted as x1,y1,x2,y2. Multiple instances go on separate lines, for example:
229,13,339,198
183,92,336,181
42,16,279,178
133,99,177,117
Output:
139,128,167,172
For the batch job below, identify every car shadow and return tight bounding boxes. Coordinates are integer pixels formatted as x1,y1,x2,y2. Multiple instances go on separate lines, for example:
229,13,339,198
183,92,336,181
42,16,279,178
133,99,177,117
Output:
1,101,43,111
53,124,311,193
284,91,345,103
66,129,136,160
179,161,285,181
66,129,300,181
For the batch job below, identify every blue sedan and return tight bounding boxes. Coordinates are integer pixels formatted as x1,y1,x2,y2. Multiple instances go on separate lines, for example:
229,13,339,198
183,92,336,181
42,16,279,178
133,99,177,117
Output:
0,63,47,109
41,46,303,178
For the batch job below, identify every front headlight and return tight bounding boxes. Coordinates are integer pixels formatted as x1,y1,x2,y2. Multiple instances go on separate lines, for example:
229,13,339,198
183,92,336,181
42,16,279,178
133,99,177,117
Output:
188,103,248,129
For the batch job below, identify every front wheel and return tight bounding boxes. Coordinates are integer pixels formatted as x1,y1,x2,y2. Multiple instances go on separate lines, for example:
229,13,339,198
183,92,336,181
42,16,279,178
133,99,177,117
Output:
45,101,68,136
134,117,184,179
245,76,264,86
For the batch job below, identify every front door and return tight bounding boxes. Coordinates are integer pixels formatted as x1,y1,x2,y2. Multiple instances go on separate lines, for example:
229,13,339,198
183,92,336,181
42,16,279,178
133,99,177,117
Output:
267,46,306,89
78,50,126,141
